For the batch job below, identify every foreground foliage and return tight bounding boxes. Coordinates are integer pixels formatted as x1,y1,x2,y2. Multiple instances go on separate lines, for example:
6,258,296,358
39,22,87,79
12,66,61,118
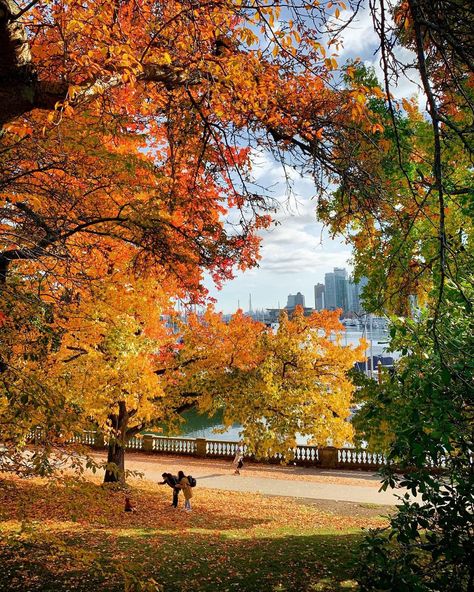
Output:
323,3,474,589
0,473,387,592
355,282,474,592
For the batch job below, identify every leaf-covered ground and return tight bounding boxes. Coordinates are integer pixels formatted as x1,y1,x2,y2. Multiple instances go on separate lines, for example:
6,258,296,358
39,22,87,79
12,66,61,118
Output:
0,474,388,592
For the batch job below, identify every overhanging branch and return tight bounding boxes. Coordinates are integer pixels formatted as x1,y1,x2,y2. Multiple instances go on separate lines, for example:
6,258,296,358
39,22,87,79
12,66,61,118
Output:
0,0,208,126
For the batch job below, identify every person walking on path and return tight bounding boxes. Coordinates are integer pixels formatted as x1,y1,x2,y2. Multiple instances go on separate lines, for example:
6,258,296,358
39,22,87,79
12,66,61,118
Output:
159,472,180,507
232,443,244,475
175,470,193,511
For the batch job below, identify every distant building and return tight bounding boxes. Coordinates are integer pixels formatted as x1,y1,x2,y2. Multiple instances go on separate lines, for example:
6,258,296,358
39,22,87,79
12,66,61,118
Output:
286,292,305,309
334,268,348,312
324,268,347,311
314,283,325,310
294,291,305,307
266,306,314,323
321,268,367,316
347,279,360,315
324,272,337,310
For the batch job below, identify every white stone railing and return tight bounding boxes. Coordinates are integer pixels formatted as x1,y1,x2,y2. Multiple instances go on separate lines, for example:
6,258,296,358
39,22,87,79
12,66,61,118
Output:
150,436,197,455
337,447,387,469
31,430,391,470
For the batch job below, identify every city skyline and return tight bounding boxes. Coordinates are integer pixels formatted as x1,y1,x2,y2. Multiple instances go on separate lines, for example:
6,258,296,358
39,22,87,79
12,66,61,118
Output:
204,166,352,313
205,266,366,317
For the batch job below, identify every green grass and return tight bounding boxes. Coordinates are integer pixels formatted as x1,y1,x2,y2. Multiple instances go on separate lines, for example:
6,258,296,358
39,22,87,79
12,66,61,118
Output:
0,475,385,592
0,530,362,592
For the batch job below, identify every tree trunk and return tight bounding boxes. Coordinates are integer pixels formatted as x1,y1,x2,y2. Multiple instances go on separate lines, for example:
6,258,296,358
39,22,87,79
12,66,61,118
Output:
0,0,201,127
103,401,129,484
104,440,126,484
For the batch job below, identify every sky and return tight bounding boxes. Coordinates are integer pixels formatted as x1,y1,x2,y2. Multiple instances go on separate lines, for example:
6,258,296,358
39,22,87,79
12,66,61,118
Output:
205,3,421,313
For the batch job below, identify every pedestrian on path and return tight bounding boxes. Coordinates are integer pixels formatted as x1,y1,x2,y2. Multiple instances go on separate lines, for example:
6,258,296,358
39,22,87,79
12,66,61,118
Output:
232,443,244,475
159,472,180,507
175,470,193,511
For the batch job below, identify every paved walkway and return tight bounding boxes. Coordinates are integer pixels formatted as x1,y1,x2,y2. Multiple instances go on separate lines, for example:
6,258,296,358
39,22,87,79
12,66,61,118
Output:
92,452,402,506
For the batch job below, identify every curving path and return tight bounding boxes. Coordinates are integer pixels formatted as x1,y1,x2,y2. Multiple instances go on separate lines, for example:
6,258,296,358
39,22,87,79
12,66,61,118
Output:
91,452,403,506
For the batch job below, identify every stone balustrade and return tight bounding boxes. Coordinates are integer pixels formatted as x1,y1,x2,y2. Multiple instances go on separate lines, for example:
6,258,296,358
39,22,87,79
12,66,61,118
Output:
62,431,389,471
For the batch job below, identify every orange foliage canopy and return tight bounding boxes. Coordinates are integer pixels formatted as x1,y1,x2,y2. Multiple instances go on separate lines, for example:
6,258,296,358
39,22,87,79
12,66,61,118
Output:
0,0,383,301
0,1,376,477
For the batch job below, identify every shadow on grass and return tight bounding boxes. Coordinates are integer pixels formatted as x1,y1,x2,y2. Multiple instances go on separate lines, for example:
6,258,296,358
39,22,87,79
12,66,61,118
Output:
0,530,364,592
0,478,270,531
0,477,372,591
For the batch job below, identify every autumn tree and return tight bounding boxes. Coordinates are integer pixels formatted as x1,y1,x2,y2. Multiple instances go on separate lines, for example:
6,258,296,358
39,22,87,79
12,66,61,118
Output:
0,0,387,297
12,293,365,482
320,64,472,315
37,275,178,483
0,279,86,476
0,0,380,347
161,306,366,458
0,0,387,471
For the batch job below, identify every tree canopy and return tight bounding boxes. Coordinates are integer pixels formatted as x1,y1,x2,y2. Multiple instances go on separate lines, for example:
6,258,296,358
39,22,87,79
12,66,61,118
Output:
338,3,474,590
0,0,381,474
163,306,365,456
0,0,386,297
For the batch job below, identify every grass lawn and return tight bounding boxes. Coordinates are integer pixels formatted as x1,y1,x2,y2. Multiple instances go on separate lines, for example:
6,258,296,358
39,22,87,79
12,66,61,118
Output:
0,473,388,592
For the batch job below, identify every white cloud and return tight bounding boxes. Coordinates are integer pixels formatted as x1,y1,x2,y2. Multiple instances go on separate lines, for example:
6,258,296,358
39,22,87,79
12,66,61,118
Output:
259,213,350,276
206,179,352,311
331,7,379,60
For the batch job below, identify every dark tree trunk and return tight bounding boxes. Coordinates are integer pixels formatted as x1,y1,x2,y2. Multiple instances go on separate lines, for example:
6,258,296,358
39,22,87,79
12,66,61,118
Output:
104,440,126,484
103,401,129,484
0,0,200,127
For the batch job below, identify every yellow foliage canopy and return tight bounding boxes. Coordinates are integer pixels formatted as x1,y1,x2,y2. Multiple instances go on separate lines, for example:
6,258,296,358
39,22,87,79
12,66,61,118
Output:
163,306,366,456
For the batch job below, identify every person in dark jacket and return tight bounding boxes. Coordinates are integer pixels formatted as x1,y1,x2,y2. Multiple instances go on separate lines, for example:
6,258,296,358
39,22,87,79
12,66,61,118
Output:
159,472,180,507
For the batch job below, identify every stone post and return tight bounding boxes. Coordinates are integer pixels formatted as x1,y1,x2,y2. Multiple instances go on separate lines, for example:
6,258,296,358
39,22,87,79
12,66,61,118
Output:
195,438,207,458
143,435,154,453
93,432,105,450
319,446,338,469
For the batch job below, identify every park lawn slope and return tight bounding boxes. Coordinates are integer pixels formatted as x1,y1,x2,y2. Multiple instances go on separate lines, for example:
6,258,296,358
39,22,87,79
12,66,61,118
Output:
0,474,388,592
